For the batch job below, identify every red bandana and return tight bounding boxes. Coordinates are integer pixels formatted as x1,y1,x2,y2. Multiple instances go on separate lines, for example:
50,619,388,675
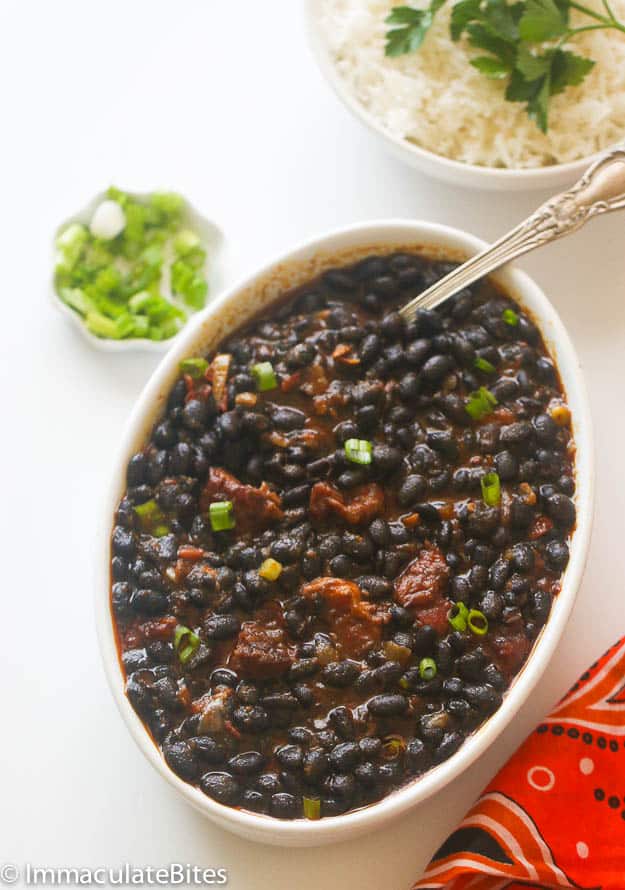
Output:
414,637,625,890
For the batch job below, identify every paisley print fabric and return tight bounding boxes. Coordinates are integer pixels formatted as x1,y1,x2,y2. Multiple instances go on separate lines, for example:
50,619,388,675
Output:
415,638,625,890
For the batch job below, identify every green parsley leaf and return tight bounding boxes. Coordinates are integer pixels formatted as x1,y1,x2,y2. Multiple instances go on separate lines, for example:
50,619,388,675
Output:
450,0,482,39
515,45,552,80
470,55,512,77
550,49,595,94
519,0,568,41
527,72,551,132
385,0,446,56
384,0,621,132
465,23,517,68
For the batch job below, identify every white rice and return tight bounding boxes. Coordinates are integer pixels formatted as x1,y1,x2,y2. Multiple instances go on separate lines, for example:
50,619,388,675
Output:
317,0,625,168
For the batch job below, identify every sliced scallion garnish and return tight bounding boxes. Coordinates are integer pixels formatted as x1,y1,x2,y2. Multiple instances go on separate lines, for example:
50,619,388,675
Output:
502,308,519,326
467,609,489,636
419,657,437,681
174,625,201,664
251,361,278,392
303,797,321,820
209,500,235,532
474,356,496,374
344,438,373,465
465,386,498,421
448,601,469,632
481,471,501,507
179,357,209,378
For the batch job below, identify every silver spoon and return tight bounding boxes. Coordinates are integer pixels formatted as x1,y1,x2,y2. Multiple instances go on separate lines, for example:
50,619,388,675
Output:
399,147,625,322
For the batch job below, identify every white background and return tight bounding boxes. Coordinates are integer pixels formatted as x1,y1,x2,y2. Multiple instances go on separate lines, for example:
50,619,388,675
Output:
1,2,624,887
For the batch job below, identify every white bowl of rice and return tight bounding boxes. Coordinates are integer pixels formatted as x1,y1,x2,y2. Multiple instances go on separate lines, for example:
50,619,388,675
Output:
307,0,625,190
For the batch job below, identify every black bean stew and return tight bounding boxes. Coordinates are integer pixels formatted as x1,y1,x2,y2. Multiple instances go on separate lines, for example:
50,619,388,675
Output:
111,251,575,820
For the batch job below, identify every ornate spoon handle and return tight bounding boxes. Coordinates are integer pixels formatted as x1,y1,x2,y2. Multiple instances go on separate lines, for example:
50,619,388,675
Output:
400,147,625,321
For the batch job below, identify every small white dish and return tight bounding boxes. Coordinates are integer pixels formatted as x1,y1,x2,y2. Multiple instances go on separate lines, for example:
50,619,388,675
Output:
96,219,594,846
305,0,615,192
51,190,222,353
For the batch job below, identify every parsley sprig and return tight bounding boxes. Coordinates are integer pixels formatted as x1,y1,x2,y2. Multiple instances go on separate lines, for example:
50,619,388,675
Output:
385,0,625,131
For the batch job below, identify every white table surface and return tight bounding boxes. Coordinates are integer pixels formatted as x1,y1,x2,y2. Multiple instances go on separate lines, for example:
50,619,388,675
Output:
1,1,623,886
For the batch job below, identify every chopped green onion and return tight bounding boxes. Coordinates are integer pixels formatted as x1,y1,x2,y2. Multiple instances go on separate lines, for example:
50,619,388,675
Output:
259,558,283,581
134,499,168,534
56,223,88,267
53,188,210,341
481,471,501,507
179,357,209,378
59,287,93,316
174,229,201,257
303,797,321,820
419,657,438,681
502,308,519,326
467,609,489,636
174,625,201,664
134,499,163,520
150,192,184,218
251,361,278,392
448,601,469,632
344,438,373,465
209,500,235,532
474,356,496,374
465,386,498,421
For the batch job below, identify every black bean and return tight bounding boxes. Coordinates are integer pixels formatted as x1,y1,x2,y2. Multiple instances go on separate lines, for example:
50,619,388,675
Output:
494,450,519,481
322,773,356,800
210,668,238,689
241,790,266,812
322,661,359,688
111,581,132,616
405,738,431,774
398,474,427,506
545,539,569,570
546,493,576,529
329,742,360,771
359,333,381,366
276,745,303,771
127,453,147,487
183,399,210,432
511,543,535,573
200,772,240,805
367,694,407,717
354,762,377,787
146,640,173,664
422,355,454,382
303,748,330,782
123,648,150,671
479,589,503,620
228,751,265,776
317,708,352,745
531,588,553,622
272,406,307,431
510,499,534,528
204,614,241,640
499,421,533,445
129,589,168,615
232,705,269,733
357,575,392,599
190,736,228,764
413,625,437,655
433,731,464,764
255,773,281,795
488,557,511,590
375,661,404,689
112,526,135,559
426,430,459,460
